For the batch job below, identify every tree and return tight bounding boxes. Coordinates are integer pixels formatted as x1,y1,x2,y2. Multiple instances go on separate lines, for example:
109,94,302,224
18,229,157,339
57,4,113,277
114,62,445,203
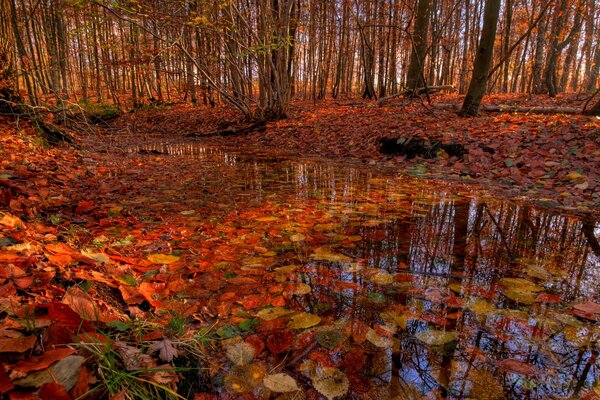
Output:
460,0,501,116
405,0,431,92
0,0,19,114
583,97,600,116
544,0,584,97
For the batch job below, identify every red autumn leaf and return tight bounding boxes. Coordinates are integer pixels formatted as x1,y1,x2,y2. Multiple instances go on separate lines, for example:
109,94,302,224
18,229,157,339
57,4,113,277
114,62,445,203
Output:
36,302,94,332
11,348,75,375
343,349,367,374
308,350,337,367
38,383,71,400
257,318,286,333
245,335,265,356
572,301,600,314
70,367,93,400
0,336,37,353
270,295,286,307
536,293,562,303
240,295,265,310
266,330,294,355
75,200,95,214
119,285,146,305
0,368,14,394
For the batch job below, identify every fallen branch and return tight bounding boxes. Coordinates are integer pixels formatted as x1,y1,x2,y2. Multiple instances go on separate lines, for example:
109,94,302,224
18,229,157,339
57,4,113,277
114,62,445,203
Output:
433,103,582,115
184,120,267,137
377,85,454,106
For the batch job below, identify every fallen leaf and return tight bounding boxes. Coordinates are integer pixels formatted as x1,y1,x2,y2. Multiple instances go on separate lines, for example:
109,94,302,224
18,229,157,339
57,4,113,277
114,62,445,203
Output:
225,342,256,366
263,373,299,393
287,312,321,329
147,254,180,264
149,339,179,363
0,335,37,353
415,329,457,346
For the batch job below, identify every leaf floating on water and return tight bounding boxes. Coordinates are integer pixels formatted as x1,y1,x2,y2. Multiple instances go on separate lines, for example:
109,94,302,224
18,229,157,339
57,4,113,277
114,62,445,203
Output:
370,271,394,285
312,367,349,400
256,307,292,321
380,310,408,329
147,253,180,264
503,289,536,305
498,278,543,292
287,312,321,329
291,283,312,296
225,342,256,366
316,330,344,350
466,298,497,317
562,326,592,348
415,329,457,346
365,328,393,348
572,301,600,315
289,233,306,242
263,373,299,393
310,247,354,263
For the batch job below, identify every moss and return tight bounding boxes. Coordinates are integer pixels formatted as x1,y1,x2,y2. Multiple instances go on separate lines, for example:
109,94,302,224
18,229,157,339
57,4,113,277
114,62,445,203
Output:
78,101,121,122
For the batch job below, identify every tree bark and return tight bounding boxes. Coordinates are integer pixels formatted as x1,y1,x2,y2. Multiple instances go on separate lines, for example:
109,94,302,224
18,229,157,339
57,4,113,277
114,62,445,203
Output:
583,98,600,116
406,0,431,91
460,0,501,116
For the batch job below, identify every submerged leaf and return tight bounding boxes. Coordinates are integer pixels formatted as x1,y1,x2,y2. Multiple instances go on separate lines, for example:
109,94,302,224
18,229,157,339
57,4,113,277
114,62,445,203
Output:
415,329,457,346
256,307,292,321
365,328,393,348
287,312,321,329
498,278,543,292
370,272,394,285
263,373,299,393
310,247,354,263
225,342,256,366
312,367,349,400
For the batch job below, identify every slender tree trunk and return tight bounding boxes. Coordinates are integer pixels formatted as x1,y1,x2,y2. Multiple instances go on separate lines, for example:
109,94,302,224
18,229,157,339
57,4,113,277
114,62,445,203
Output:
460,0,501,116
406,0,431,91
532,12,548,94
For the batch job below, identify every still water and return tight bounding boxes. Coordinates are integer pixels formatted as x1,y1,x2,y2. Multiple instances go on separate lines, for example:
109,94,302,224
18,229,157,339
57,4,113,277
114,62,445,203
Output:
114,141,599,399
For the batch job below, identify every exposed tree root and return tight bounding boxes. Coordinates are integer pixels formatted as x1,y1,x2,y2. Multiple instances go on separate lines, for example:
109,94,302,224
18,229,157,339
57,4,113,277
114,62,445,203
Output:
377,85,454,106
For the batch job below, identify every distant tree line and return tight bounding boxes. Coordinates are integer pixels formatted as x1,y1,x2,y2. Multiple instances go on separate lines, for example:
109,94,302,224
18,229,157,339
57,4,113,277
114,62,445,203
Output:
1,0,599,119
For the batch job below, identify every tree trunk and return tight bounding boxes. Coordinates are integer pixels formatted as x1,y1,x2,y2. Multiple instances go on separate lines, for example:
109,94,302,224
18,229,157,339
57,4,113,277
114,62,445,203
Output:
460,0,501,116
583,98,600,116
406,0,431,91
545,0,584,97
0,0,17,113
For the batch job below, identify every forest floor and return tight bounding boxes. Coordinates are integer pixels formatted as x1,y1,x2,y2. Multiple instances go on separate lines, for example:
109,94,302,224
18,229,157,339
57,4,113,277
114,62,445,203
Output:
0,94,599,399
114,93,600,214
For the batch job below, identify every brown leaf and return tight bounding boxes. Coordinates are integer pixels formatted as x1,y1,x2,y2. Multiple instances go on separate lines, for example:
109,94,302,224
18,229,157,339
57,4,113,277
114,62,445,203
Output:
10,348,75,379
0,335,37,353
148,339,179,363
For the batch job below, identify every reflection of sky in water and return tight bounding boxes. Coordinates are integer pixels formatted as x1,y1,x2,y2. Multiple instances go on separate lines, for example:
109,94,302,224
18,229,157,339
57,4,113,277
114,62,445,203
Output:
125,141,598,399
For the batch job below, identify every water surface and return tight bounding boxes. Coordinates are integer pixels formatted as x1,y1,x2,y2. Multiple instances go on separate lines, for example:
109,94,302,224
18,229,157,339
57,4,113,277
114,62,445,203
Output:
105,141,600,399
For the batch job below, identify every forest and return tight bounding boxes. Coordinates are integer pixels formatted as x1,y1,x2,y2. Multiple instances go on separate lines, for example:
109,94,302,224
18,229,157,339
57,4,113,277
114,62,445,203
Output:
0,0,599,399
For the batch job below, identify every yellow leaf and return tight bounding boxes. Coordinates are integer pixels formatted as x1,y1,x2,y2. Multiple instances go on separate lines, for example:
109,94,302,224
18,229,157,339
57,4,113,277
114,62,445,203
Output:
256,307,292,321
287,312,321,329
147,254,180,264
